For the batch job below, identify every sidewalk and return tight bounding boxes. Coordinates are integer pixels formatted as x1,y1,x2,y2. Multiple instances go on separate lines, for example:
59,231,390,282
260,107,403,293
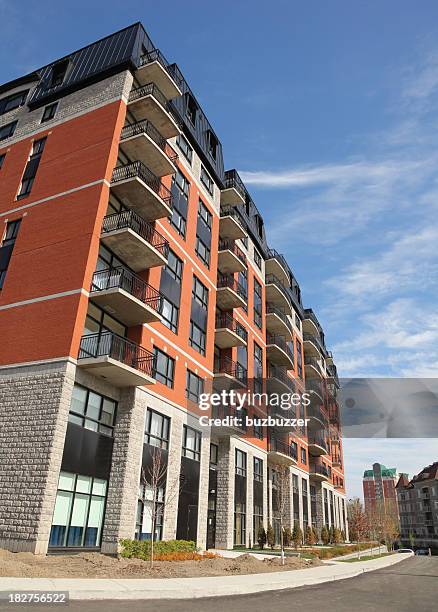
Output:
0,551,412,600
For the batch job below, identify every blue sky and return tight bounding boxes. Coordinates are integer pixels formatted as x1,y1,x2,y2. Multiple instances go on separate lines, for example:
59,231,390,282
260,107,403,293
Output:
2,0,438,501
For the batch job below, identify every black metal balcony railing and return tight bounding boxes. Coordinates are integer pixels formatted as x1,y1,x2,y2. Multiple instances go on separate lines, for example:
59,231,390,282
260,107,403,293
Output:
91,267,163,313
78,331,155,376
269,437,298,461
265,303,293,334
304,356,323,372
218,239,246,265
215,313,248,343
214,355,248,386
102,210,169,259
220,206,246,230
266,333,294,361
223,169,246,201
111,161,173,209
308,434,329,453
327,363,340,386
266,363,295,391
267,249,290,276
307,404,329,425
217,274,247,301
265,274,291,305
306,380,324,398
210,403,246,430
310,461,331,478
138,48,184,91
303,333,325,355
304,308,320,331
120,119,178,164
128,82,183,130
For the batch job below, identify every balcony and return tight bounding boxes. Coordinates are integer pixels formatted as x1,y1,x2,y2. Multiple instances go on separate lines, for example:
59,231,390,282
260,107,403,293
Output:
308,434,329,457
119,120,178,177
265,274,291,313
213,355,247,391
265,304,293,340
210,403,247,437
326,351,334,366
303,309,320,337
215,313,248,349
101,210,168,272
111,161,173,221
78,332,156,387
266,363,295,395
216,275,247,310
306,403,329,430
309,461,331,482
219,206,247,240
135,49,183,99
221,169,246,206
327,363,340,387
218,240,247,274
303,333,322,358
304,356,323,378
268,437,298,466
306,380,324,403
266,334,294,368
90,267,162,326
265,249,290,288
332,455,342,468
128,84,180,139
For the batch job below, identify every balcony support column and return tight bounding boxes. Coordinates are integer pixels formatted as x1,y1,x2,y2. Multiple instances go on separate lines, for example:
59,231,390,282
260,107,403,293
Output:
313,483,325,538
214,438,234,549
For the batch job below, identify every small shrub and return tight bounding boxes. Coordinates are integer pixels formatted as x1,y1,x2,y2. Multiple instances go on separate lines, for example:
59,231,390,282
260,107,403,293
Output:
321,526,330,545
305,525,316,546
257,526,267,550
292,523,302,550
120,539,196,560
283,526,292,547
267,523,275,550
154,551,219,561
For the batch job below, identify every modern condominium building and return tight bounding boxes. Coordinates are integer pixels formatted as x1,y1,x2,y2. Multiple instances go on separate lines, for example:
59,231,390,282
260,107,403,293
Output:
363,463,398,515
396,463,438,552
0,22,347,555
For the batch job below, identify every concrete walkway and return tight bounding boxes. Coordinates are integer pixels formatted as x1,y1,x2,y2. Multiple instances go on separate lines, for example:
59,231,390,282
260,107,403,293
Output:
0,551,412,600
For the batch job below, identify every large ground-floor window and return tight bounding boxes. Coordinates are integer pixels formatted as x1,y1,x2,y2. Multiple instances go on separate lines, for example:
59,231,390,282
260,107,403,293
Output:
135,482,165,541
49,472,107,548
234,502,246,545
253,504,264,543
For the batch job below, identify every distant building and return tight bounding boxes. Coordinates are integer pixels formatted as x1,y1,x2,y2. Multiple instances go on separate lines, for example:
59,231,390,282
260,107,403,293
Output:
396,462,438,552
363,462,398,515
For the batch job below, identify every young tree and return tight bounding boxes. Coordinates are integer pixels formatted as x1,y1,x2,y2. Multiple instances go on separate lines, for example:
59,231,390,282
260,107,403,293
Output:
333,527,342,544
139,446,182,568
257,526,267,550
329,525,335,544
273,465,292,564
341,529,346,543
320,525,330,545
292,523,302,550
267,523,275,550
305,525,316,546
347,498,369,559
312,526,319,544
408,531,415,550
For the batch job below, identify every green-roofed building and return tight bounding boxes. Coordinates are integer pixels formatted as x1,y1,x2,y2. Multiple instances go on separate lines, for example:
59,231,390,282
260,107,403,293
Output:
363,462,399,515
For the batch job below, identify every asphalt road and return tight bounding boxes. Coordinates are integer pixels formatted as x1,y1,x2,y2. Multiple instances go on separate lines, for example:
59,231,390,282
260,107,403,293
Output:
2,556,438,612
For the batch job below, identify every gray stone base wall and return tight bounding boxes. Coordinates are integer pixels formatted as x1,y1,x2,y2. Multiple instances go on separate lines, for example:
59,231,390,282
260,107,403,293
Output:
215,438,234,549
0,359,76,554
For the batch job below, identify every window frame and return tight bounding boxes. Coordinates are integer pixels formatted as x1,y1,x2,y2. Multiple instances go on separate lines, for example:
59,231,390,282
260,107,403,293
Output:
41,102,59,123
145,408,170,450
186,369,204,404
182,425,202,461
153,347,175,388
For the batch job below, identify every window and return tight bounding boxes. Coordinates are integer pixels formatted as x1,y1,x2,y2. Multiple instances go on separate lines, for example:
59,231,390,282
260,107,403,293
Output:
254,341,263,394
301,447,307,464
192,276,209,310
200,165,214,196
235,449,247,477
198,200,212,229
153,347,175,388
49,472,107,548
182,425,201,461
254,457,263,482
186,370,204,403
294,312,301,331
68,384,117,436
161,296,179,334
254,248,262,269
170,207,186,238
136,480,165,542
170,170,189,238
0,153,5,169
185,93,198,125
0,120,17,141
253,504,263,543
41,102,58,123
176,133,193,164
165,249,183,283
253,278,262,329
195,237,210,268
253,421,263,440
238,268,248,311
189,320,206,355
210,443,218,466
206,130,218,160
296,340,302,378
0,218,21,289
0,90,28,115
145,408,170,450
17,137,46,199
50,59,69,88
174,169,190,197
234,501,246,545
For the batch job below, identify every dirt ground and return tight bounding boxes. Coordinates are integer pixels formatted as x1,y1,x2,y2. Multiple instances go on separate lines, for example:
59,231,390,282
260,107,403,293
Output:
0,549,322,579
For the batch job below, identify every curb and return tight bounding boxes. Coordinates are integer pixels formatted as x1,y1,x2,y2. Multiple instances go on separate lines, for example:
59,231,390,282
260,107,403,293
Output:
0,552,412,600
